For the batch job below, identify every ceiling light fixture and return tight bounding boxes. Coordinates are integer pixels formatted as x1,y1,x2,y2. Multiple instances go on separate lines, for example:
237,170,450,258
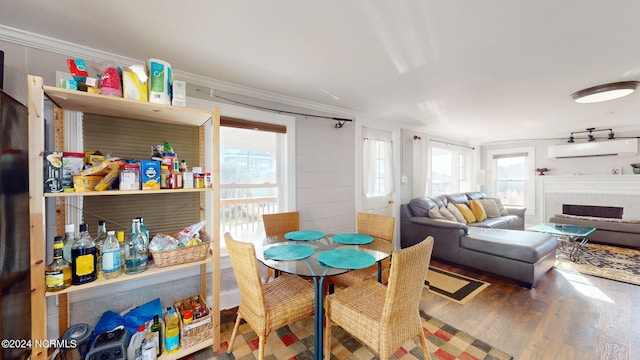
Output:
567,128,615,143
572,81,639,103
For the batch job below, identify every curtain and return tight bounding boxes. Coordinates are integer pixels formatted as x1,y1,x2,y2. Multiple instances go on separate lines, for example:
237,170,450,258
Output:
383,140,395,195
363,138,395,197
412,137,428,197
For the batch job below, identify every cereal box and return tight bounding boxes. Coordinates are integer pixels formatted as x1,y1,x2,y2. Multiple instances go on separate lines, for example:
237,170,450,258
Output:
141,160,161,190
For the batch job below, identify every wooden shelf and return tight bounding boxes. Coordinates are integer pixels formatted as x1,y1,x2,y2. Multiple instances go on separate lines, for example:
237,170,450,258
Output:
43,86,211,126
44,187,213,197
45,253,213,297
158,339,214,360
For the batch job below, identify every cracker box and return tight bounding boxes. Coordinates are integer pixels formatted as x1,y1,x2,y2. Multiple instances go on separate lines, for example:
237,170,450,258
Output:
44,152,64,193
141,160,161,190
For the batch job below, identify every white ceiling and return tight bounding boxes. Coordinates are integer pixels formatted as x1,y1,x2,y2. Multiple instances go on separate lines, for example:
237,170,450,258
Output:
3,0,640,144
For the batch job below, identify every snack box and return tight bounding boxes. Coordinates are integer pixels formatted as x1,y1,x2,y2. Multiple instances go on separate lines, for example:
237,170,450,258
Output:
73,175,102,192
141,160,161,190
44,152,64,193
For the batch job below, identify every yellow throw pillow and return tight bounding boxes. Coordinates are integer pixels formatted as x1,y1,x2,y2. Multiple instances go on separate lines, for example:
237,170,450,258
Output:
469,200,488,221
455,203,477,223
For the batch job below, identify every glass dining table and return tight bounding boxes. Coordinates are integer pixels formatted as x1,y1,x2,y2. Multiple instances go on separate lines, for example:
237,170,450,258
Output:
252,232,393,360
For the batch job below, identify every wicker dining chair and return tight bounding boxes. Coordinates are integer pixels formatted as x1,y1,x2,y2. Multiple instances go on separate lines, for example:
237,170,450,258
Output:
261,211,300,282
224,232,315,360
324,236,434,360
330,212,395,288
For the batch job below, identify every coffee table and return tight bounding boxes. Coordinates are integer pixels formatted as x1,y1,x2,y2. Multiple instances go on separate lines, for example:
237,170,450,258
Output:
527,223,596,261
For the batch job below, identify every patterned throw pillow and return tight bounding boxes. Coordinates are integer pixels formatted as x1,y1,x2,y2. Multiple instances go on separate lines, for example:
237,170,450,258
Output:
489,197,509,216
439,206,458,221
478,199,500,218
455,203,477,223
447,203,467,223
469,200,487,221
428,207,445,219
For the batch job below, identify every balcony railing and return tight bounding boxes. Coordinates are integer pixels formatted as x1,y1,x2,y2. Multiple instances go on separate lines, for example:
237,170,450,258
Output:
220,196,278,236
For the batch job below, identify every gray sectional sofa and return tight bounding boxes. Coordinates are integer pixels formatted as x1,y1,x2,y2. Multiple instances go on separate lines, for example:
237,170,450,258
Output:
401,192,557,287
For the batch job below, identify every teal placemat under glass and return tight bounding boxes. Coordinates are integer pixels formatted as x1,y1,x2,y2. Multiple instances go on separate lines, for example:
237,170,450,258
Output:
318,249,376,269
284,230,325,241
263,244,316,261
332,233,374,245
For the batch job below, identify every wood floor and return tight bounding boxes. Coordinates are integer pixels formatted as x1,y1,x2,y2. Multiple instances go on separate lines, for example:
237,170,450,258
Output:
421,258,640,360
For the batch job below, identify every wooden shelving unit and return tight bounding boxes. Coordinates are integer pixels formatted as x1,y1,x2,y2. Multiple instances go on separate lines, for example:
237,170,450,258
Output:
27,75,221,359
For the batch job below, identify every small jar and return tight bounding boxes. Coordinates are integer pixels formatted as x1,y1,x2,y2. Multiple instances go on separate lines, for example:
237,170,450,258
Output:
119,164,140,190
160,165,171,189
182,309,193,324
204,172,212,188
194,174,205,189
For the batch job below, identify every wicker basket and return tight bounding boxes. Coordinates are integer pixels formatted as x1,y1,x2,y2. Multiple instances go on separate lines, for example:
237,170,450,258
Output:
150,230,211,268
173,294,213,349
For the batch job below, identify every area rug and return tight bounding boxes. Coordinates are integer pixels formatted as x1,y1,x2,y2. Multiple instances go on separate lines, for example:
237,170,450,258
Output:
425,266,491,305
186,310,513,360
554,237,640,286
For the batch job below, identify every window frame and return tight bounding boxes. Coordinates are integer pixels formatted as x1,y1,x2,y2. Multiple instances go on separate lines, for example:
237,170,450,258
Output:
487,146,536,215
428,143,471,196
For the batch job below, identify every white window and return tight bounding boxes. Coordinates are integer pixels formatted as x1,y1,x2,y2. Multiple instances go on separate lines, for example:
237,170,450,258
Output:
430,145,469,195
363,138,394,197
488,146,535,212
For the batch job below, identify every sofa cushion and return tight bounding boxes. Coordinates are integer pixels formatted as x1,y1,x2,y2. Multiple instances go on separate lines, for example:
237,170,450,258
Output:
439,206,457,221
466,192,487,201
447,193,470,205
469,200,487,221
479,198,501,218
470,217,513,229
447,203,467,223
408,198,436,217
428,207,445,219
491,198,510,216
463,227,557,263
455,203,477,223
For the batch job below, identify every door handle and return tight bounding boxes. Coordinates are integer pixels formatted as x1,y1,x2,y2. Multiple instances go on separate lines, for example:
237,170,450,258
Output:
388,200,394,204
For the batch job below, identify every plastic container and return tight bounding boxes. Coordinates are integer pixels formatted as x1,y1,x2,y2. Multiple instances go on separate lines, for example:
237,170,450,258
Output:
165,307,180,353
147,59,172,105
101,67,123,97
120,163,140,190
127,325,149,360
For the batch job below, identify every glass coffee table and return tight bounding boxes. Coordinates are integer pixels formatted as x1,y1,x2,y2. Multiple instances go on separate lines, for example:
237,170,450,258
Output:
527,223,596,261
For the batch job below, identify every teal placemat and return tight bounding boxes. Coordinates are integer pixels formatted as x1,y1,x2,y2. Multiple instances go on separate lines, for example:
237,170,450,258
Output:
263,244,315,261
284,230,325,241
332,233,374,245
318,249,376,269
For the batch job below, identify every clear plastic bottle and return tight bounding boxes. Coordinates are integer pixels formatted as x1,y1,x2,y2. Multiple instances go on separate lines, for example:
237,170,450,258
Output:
117,230,126,269
141,332,157,360
136,217,150,267
62,223,76,264
45,235,72,292
101,230,121,279
125,219,148,274
94,220,107,279
164,307,180,353
71,223,97,285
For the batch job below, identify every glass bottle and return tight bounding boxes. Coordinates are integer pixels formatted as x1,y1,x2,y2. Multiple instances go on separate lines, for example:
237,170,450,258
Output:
62,223,76,264
150,314,163,357
101,230,121,279
125,218,148,274
71,223,97,285
94,220,107,279
172,160,183,189
136,217,150,267
45,235,72,292
117,230,126,269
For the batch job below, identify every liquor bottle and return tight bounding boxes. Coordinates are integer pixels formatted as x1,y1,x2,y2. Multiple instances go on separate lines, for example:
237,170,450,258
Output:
71,223,97,285
45,235,72,292
116,230,125,269
101,230,121,279
62,223,76,264
94,220,107,279
136,217,150,267
150,314,163,357
125,218,148,274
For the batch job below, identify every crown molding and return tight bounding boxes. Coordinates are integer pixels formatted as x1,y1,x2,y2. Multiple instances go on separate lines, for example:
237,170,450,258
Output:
0,24,358,118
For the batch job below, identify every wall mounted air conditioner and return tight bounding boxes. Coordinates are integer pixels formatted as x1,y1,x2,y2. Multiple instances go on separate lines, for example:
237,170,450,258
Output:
548,138,639,159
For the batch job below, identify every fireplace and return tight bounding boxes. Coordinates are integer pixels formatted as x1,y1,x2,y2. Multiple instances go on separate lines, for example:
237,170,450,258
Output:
562,204,623,219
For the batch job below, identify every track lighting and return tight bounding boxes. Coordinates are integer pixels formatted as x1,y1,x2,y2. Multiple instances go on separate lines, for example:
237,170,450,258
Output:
567,128,616,143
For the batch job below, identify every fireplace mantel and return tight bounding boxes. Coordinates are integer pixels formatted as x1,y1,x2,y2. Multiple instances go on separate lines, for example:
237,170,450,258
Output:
537,175,640,221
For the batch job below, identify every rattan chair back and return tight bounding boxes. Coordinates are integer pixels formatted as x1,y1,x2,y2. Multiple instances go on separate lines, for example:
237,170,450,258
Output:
262,211,300,236
357,212,395,242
